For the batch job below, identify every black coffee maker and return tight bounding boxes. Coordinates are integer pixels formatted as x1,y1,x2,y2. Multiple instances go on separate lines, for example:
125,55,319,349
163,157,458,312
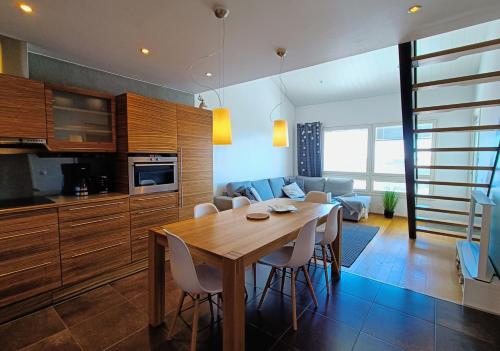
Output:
61,163,91,196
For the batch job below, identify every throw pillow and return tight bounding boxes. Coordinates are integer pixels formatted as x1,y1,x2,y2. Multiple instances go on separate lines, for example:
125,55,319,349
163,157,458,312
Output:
232,186,261,201
285,176,305,192
249,187,263,202
282,182,306,199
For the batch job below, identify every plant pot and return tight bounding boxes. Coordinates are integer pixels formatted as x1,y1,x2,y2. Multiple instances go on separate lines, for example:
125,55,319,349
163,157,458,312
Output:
384,210,394,219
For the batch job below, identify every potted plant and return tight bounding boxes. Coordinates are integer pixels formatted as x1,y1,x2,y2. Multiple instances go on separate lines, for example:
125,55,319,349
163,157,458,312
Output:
383,191,398,218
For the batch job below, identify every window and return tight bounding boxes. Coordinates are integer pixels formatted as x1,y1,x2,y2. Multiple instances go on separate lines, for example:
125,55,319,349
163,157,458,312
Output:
323,128,369,173
374,125,404,174
373,181,406,193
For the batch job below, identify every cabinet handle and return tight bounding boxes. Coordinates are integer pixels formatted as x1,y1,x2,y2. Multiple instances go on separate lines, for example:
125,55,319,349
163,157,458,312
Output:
68,201,125,211
0,228,51,240
70,214,125,227
70,242,126,258
136,194,173,201
179,147,184,208
136,207,175,215
0,261,53,278
136,234,149,240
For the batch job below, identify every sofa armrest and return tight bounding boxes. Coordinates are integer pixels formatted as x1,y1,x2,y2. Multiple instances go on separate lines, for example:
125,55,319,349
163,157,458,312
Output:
214,195,233,211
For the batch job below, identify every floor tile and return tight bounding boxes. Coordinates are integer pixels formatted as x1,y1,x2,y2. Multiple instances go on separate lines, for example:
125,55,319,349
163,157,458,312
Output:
436,299,500,345
352,333,405,351
246,288,308,339
55,285,127,327
127,281,184,315
362,304,434,351
436,325,495,351
110,270,148,300
374,283,435,322
332,271,381,302
70,302,147,351
311,290,372,330
273,309,359,351
0,307,66,351
20,330,82,351
105,325,170,351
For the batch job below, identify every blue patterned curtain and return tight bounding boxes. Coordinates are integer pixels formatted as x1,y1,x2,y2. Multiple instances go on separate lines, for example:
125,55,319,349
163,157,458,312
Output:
297,122,322,177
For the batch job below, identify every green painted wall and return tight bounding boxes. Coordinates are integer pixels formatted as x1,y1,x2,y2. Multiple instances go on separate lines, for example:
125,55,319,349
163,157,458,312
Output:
28,53,193,105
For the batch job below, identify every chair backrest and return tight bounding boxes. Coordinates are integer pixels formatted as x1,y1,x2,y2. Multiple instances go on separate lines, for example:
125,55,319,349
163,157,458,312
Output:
286,217,319,268
322,205,341,244
232,196,251,209
164,231,204,294
194,203,219,218
305,191,328,204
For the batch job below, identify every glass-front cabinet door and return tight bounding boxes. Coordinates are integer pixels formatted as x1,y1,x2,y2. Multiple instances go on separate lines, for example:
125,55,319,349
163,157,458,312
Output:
45,85,116,152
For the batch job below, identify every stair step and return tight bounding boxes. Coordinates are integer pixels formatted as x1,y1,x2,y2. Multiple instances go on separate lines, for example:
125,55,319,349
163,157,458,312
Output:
412,38,500,66
416,216,480,229
415,180,489,188
413,70,500,90
416,225,467,239
415,146,499,152
415,194,470,202
415,165,495,171
415,205,481,217
413,99,500,114
414,124,500,133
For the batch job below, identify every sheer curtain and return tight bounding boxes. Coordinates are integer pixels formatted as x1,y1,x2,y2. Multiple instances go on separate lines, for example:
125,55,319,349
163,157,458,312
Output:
297,122,322,177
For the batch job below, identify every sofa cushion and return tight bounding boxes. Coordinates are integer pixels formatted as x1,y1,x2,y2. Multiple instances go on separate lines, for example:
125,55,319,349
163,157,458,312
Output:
226,181,252,196
298,176,326,193
325,178,354,197
282,182,305,199
251,179,274,201
284,176,305,192
268,177,286,198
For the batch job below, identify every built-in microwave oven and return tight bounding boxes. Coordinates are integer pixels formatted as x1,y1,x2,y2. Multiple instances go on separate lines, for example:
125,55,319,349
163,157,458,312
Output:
128,155,178,195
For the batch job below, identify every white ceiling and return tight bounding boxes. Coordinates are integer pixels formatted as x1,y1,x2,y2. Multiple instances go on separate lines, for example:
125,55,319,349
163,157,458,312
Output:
0,0,500,95
278,18,500,106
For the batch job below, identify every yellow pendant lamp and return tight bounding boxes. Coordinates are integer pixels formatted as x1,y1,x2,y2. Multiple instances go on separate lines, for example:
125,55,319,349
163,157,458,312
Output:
271,48,289,147
212,7,232,145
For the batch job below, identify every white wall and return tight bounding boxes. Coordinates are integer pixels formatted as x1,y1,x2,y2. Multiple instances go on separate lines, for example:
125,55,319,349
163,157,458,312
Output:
197,77,296,195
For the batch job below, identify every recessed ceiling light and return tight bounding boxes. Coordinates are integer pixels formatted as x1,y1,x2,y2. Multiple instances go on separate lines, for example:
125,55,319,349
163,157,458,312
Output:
140,48,150,55
205,72,213,77
408,5,422,14
19,3,33,13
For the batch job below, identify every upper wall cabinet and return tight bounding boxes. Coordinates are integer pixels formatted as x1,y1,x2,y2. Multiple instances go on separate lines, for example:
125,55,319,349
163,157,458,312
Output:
45,84,116,152
116,93,177,153
0,74,46,140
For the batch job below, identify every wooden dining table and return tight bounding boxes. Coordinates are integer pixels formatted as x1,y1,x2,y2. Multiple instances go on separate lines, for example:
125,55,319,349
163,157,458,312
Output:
148,198,343,351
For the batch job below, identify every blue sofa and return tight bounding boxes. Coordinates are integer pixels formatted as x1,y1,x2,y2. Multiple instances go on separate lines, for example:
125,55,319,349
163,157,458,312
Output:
213,176,371,221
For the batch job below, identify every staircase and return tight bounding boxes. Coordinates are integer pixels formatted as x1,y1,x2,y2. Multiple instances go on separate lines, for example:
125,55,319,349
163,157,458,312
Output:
398,39,500,240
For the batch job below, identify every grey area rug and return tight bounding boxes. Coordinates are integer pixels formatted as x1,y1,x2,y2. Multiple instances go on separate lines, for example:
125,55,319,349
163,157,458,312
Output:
341,222,379,267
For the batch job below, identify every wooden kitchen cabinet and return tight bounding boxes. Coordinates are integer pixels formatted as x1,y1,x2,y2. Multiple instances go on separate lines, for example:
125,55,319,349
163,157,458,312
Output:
116,93,177,153
58,198,131,285
0,73,46,140
45,84,116,152
176,105,213,221
0,209,61,308
130,192,178,261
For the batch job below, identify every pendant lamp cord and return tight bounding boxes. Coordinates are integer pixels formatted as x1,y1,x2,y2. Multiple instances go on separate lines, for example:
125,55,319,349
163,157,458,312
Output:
269,54,286,123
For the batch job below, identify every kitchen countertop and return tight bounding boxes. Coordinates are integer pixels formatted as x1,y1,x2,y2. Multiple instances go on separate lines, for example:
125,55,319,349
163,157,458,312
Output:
0,193,130,216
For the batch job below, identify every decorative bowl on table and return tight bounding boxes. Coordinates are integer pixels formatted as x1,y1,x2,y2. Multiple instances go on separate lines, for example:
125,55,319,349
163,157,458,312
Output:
267,204,298,213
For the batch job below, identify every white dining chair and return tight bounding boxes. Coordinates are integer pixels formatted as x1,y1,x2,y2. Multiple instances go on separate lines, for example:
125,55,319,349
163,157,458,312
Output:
165,231,222,351
257,217,319,331
305,191,328,204
231,195,257,287
232,196,251,208
194,203,219,218
315,205,341,294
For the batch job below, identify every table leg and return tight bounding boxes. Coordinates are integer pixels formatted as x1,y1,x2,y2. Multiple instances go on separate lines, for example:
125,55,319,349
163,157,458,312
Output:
331,210,343,281
149,231,165,326
223,256,246,351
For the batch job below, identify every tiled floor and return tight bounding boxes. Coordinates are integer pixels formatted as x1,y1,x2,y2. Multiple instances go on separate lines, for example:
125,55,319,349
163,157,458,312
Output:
1,263,498,351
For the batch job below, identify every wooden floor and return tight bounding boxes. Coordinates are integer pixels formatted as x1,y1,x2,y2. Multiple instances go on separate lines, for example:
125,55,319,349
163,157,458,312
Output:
344,214,463,303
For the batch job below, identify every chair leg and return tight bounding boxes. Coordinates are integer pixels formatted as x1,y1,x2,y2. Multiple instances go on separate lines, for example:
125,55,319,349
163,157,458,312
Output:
328,243,340,279
291,269,297,331
207,293,214,321
302,266,318,308
167,291,186,340
321,244,330,295
190,294,200,351
281,267,286,292
257,267,276,310
252,262,257,286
